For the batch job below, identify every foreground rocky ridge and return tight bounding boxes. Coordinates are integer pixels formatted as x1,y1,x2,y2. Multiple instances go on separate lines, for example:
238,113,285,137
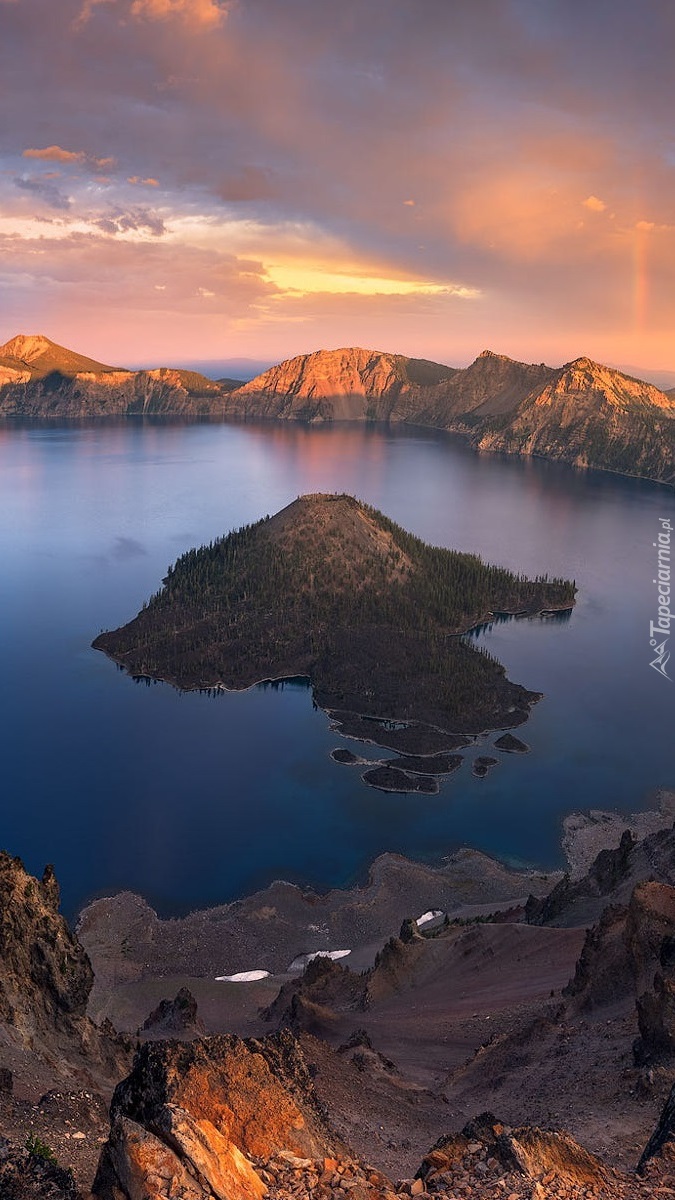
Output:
2,335,673,484
8,809,675,1196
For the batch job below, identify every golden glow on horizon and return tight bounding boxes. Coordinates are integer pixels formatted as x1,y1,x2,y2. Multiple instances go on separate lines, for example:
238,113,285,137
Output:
265,264,478,299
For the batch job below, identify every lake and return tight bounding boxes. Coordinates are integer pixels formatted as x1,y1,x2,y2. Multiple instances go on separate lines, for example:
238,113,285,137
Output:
1,418,673,917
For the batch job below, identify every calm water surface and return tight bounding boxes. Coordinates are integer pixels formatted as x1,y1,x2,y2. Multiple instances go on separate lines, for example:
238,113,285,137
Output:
1,419,673,916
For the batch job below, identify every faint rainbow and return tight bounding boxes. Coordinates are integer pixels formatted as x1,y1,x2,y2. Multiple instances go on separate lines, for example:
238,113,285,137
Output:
632,224,649,332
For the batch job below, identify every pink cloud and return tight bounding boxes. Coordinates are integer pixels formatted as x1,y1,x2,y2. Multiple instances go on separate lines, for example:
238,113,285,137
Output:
24,146,86,164
23,146,116,171
130,0,227,27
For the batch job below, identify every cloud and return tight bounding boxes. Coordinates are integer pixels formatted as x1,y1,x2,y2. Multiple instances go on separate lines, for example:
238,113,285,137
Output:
265,263,476,299
218,166,277,203
583,195,607,212
23,145,116,171
131,0,227,26
93,207,166,236
2,0,675,372
111,536,148,560
24,145,86,164
14,176,72,211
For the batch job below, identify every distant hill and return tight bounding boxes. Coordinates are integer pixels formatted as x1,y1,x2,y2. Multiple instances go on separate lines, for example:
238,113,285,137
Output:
94,493,575,752
0,333,229,417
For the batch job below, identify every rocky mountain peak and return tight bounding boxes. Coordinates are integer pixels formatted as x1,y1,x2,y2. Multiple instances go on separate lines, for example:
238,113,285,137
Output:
475,348,509,361
549,357,675,412
0,333,55,363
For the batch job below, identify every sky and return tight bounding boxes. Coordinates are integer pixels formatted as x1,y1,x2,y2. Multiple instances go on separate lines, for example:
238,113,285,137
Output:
1,0,674,373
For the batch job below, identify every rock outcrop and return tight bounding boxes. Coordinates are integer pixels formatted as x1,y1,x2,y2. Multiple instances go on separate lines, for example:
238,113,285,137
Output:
0,852,128,1085
140,987,205,1040
0,853,93,1043
417,1113,609,1192
92,1030,403,1199
526,829,638,927
562,881,675,1013
261,956,367,1035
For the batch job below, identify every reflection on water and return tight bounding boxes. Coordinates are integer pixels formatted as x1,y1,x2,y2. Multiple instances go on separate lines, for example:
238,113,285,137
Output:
0,417,673,917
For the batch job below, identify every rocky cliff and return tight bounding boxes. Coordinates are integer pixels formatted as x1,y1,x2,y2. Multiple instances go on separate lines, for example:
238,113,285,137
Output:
0,851,129,1092
3,334,673,483
222,346,675,484
227,346,456,422
474,356,675,483
0,854,132,1195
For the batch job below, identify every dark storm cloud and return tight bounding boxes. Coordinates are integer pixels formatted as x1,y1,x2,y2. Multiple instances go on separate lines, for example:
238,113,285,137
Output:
14,175,72,211
93,207,166,236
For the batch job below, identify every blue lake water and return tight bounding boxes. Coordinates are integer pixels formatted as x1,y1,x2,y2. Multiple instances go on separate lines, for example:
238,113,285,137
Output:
0,418,673,917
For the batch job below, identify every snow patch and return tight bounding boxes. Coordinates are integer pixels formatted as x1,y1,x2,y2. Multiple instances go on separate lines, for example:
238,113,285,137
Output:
215,970,270,983
288,949,351,972
416,910,444,927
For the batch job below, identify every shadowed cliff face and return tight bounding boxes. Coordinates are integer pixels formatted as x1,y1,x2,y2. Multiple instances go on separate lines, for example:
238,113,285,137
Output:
0,852,93,1041
0,852,129,1087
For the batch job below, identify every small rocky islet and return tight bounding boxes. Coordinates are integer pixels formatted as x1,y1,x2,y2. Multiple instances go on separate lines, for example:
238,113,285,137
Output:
93,493,576,790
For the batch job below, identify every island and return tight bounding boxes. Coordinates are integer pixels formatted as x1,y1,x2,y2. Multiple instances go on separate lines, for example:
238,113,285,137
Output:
93,493,576,779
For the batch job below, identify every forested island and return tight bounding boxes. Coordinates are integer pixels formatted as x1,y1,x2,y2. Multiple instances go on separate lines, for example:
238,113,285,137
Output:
94,495,575,769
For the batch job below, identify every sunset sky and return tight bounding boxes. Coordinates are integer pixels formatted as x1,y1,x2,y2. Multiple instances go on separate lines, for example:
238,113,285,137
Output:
1,0,674,375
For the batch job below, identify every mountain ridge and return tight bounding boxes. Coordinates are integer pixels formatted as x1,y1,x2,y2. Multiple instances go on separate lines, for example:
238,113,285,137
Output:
1,333,673,483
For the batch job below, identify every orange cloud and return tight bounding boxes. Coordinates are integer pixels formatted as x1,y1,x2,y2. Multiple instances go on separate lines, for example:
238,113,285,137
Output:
24,146,86,164
73,0,115,28
583,195,606,212
130,0,226,27
23,146,116,171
